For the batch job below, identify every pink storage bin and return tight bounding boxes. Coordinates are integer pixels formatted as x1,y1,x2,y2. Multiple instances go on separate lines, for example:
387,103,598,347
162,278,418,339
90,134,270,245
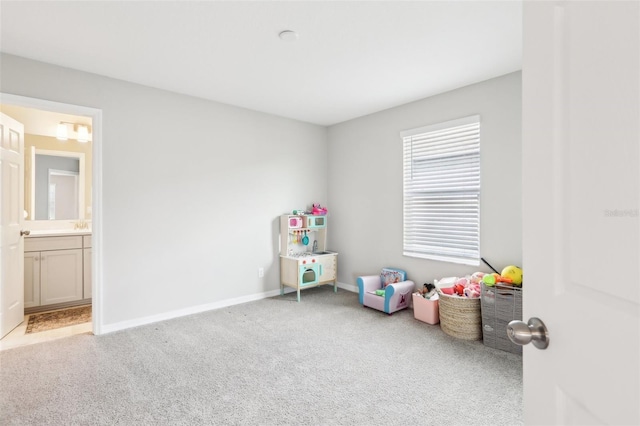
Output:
412,292,440,325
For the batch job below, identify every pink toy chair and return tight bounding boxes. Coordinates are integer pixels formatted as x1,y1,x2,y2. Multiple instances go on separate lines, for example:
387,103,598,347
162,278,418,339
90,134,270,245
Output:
357,268,415,314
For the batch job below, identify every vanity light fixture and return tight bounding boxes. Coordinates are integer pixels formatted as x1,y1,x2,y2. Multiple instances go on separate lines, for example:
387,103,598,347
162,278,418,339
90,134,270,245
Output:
76,124,90,143
56,121,91,142
56,122,69,141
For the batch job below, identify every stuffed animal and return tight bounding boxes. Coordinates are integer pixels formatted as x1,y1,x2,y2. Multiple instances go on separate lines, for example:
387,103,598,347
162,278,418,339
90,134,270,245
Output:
453,277,470,296
419,283,434,294
441,275,482,298
419,283,436,299
464,283,481,298
470,272,485,284
312,203,328,215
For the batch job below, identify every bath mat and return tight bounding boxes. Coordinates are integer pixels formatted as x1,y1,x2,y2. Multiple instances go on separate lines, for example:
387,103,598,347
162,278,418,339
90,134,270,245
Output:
25,305,92,334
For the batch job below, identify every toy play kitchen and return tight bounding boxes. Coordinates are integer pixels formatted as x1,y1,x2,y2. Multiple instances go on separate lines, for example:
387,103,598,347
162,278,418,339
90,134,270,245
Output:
279,204,337,302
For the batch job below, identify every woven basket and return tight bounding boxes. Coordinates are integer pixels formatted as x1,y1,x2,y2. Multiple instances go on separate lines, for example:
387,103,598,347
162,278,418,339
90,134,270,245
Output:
436,289,482,340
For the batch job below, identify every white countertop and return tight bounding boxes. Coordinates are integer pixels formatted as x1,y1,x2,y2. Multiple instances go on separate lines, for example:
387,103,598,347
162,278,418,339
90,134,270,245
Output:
27,229,92,237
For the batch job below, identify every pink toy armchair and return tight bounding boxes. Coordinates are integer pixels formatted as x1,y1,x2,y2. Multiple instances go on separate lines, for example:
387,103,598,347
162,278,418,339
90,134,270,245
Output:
357,268,415,314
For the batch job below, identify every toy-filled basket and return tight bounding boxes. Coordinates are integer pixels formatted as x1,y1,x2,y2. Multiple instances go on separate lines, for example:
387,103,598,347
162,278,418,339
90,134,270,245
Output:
435,281,482,340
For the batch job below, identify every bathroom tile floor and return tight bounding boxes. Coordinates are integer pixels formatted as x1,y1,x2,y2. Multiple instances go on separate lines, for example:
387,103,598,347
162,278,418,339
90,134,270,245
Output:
0,307,92,352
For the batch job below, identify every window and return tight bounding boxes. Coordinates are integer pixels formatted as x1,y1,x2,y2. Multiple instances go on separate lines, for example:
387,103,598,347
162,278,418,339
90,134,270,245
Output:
401,115,480,265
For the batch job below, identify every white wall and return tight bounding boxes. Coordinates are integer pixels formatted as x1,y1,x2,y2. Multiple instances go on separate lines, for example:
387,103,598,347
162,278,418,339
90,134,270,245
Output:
327,72,522,287
1,53,327,327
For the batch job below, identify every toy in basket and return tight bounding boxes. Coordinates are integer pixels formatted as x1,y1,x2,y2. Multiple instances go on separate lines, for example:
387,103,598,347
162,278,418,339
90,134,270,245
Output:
412,283,440,325
435,276,482,340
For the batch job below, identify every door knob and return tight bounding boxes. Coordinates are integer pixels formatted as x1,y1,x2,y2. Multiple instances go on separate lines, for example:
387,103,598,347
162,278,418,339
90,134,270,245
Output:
20,229,31,236
507,317,549,350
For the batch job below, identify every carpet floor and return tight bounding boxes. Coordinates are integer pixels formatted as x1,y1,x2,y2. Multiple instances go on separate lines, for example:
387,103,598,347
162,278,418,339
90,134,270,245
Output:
0,286,523,425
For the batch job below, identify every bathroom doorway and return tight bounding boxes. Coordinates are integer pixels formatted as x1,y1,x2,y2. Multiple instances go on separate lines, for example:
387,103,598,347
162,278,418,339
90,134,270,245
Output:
0,94,102,350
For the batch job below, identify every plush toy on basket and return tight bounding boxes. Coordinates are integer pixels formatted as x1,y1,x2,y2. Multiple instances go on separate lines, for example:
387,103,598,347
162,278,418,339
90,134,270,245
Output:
500,265,523,285
481,266,523,287
438,273,483,298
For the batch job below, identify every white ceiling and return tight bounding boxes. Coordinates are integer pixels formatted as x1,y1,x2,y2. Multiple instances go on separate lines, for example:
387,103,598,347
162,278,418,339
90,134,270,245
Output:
0,1,522,126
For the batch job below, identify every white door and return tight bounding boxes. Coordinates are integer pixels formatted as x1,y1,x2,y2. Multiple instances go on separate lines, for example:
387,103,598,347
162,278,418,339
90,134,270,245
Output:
0,112,25,338
522,1,639,425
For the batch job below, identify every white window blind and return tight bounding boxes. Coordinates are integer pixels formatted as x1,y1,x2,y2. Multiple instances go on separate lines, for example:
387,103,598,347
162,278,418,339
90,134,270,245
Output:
401,115,480,265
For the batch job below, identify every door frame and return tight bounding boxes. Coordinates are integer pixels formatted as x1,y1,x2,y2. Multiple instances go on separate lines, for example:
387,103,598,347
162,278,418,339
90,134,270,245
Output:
0,92,103,335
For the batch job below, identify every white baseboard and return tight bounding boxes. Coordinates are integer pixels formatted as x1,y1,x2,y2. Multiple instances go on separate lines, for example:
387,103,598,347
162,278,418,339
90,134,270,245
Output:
337,281,358,293
99,283,357,335
99,287,293,335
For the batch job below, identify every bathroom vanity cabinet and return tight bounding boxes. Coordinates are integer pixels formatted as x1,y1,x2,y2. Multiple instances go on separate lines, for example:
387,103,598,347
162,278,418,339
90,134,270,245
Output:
24,233,92,312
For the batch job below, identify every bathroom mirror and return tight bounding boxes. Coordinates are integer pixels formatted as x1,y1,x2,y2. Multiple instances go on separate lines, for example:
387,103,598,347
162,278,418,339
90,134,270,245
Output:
26,147,90,221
